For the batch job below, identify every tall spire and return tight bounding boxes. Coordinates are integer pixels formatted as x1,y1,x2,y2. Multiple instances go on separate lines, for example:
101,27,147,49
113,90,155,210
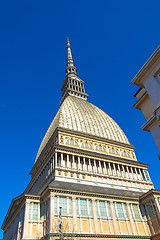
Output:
66,38,77,75
60,38,88,105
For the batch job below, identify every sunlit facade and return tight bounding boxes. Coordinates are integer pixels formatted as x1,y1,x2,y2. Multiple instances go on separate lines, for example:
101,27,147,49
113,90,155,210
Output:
132,45,160,159
2,40,160,240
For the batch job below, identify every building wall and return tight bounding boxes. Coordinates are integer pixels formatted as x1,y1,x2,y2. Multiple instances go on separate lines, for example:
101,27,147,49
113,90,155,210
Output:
132,48,160,158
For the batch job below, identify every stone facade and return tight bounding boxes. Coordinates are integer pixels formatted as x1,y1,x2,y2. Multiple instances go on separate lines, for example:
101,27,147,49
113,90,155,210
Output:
2,40,160,240
132,46,160,159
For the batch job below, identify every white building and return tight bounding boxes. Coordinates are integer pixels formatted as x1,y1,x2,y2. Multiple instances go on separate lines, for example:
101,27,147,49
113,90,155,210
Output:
132,46,160,159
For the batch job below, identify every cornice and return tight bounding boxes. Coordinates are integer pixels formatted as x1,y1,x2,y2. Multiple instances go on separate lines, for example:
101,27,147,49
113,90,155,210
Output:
141,115,157,132
132,45,160,86
133,91,148,110
48,186,140,202
140,189,160,202
50,232,150,239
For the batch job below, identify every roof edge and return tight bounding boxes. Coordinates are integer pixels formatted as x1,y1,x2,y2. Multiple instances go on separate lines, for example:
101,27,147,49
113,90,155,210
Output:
132,45,160,86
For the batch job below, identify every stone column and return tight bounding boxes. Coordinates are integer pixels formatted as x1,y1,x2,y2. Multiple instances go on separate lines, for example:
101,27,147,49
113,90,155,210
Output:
117,164,121,177
108,162,112,175
138,168,143,181
72,197,77,232
130,167,135,179
110,201,118,234
134,167,139,180
104,161,107,175
143,169,149,181
99,160,102,174
154,197,160,222
126,166,130,179
113,163,117,176
89,158,91,172
61,153,64,167
22,201,30,238
126,203,136,234
83,157,86,171
73,155,75,169
78,156,81,170
67,154,69,168
94,159,97,173
50,159,53,174
151,199,160,227
55,152,57,167
49,192,55,233
48,161,51,176
122,165,126,178
52,155,55,170
92,199,98,233
147,171,151,181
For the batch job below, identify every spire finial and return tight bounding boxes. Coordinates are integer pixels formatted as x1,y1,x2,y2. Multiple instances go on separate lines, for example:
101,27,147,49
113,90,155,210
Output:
66,38,77,75
60,38,88,105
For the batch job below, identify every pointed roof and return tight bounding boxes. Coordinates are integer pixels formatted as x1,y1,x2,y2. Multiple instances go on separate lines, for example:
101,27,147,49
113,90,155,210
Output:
61,38,88,105
34,39,131,163
66,37,77,75
35,96,130,162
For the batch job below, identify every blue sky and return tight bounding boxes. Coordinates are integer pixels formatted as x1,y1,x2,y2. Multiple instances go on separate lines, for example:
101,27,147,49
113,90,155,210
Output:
0,0,160,237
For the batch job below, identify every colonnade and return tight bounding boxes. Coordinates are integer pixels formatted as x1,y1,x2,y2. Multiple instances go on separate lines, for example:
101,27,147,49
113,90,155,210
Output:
29,151,151,194
55,152,151,182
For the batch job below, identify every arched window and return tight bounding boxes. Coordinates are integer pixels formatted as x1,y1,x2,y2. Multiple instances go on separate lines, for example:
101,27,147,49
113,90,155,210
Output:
109,148,118,155
121,151,130,158
81,142,92,149
95,145,106,152
66,139,78,146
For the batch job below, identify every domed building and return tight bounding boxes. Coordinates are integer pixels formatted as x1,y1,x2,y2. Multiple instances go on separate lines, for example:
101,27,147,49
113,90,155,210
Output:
2,39,160,240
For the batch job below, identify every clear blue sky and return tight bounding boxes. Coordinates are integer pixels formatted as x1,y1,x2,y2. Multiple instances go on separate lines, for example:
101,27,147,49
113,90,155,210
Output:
0,0,160,237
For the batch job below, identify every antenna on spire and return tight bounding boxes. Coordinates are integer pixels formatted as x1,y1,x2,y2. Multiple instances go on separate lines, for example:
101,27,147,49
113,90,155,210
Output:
66,38,77,75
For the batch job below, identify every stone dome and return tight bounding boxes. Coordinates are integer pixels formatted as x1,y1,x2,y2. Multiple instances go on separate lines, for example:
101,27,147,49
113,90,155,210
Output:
35,96,130,162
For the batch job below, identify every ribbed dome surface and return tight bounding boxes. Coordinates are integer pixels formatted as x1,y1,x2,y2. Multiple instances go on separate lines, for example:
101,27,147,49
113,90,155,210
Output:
35,96,130,162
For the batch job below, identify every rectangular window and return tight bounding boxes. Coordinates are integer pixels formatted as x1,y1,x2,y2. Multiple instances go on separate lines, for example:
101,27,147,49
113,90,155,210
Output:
115,202,125,219
99,201,107,217
123,204,128,218
76,198,79,216
146,203,156,218
45,201,49,219
59,197,67,215
29,203,32,220
95,200,99,216
29,202,38,220
33,203,38,220
68,198,72,214
88,200,92,216
95,201,110,218
106,202,111,218
54,196,57,214
76,198,93,217
80,199,88,216
131,204,141,220
54,196,72,215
